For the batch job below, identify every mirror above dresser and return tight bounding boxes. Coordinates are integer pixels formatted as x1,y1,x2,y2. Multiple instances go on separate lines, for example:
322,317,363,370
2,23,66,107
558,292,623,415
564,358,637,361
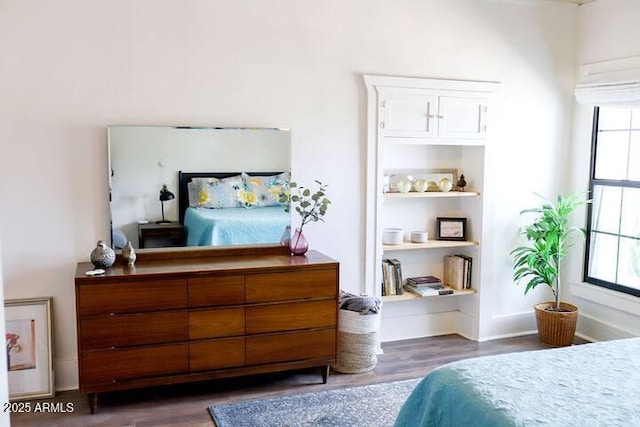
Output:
108,125,291,250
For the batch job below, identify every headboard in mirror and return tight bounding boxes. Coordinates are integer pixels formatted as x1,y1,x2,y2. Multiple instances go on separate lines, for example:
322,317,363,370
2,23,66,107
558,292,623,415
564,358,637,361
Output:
108,125,291,250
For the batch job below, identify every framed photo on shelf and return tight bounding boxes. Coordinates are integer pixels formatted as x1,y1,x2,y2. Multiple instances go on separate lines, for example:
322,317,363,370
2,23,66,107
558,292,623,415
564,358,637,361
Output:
436,217,467,241
5,297,54,401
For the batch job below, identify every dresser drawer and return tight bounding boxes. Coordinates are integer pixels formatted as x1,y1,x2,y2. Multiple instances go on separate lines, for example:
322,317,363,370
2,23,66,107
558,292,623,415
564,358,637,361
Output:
189,308,245,340
245,269,337,303
81,344,188,385
77,279,188,316
189,337,245,372
188,275,245,307
246,300,336,334
246,329,336,365
80,312,188,350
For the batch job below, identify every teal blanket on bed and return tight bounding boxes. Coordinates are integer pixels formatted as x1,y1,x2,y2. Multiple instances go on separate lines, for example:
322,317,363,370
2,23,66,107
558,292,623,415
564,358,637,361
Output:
395,338,640,427
184,206,289,246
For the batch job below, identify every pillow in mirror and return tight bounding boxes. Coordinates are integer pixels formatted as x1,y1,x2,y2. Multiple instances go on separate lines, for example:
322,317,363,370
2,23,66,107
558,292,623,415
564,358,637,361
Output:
187,181,199,207
242,172,290,208
192,175,244,209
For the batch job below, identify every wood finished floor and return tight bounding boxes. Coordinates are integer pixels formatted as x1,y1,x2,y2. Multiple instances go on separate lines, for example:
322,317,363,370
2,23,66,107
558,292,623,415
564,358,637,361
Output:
11,334,587,427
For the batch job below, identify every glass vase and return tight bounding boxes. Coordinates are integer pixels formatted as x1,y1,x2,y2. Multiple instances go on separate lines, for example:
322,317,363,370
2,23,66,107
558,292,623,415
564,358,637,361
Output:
289,227,309,255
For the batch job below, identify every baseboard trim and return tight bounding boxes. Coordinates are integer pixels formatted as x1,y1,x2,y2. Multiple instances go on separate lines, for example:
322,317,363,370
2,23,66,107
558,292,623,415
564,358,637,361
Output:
54,358,78,392
576,312,636,342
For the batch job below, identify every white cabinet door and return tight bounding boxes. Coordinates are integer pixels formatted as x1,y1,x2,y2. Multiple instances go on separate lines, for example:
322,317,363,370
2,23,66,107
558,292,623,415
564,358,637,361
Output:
380,89,438,138
438,96,487,140
379,88,488,142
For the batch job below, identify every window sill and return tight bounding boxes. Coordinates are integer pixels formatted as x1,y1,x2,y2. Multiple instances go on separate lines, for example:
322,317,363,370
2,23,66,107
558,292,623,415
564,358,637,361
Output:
570,281,640,316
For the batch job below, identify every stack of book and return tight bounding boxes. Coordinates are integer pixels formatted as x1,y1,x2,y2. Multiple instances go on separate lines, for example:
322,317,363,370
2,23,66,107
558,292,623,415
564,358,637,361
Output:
404,276,453,296
443,254,473,290
381,258,404,296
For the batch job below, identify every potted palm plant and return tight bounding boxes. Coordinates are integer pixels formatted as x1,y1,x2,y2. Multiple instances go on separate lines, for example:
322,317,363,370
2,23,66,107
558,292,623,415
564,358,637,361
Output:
510,192,589,347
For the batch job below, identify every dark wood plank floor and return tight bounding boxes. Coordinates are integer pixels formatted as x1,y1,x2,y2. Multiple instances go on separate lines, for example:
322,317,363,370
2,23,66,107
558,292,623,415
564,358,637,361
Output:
10,334,587,426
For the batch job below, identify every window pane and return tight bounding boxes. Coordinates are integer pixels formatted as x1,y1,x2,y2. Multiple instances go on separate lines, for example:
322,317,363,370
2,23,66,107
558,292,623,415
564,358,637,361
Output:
617,237,640,291
598,108,631,130
620,187,640,238
586,107,640,295
588,232,618,283
591,185,621,234
629,131,640,181
594,131,629,180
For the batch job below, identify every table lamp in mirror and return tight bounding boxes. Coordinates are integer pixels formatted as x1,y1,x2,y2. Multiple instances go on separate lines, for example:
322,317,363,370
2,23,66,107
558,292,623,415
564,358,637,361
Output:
157,184,175,224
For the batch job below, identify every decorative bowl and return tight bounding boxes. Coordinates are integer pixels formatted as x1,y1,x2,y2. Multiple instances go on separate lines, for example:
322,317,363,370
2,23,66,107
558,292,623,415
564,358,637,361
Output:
438,177,453,192
382,228,403,245
411,231,428,243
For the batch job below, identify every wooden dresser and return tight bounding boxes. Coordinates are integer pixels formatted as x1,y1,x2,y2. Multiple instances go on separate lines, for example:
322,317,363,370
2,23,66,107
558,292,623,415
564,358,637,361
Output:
74,247,339,413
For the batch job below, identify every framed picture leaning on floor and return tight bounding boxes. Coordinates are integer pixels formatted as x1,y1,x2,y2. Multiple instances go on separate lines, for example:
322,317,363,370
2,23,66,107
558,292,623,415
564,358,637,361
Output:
5,297,54,401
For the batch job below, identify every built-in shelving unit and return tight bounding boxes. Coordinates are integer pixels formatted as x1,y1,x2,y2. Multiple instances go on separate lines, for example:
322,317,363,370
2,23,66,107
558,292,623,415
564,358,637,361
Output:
364,74,501,341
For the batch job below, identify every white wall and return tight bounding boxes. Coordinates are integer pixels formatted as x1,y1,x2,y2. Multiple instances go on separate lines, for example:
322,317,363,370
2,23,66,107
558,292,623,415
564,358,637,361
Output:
567,0,640,341
0,0,577,390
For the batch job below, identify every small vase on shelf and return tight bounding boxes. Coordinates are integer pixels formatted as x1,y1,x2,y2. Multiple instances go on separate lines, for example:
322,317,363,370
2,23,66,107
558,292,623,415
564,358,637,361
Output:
289,228,309,255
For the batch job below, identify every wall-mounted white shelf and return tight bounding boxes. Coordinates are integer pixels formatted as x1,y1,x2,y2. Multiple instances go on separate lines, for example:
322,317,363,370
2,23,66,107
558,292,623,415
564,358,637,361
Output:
384,191,479,199
383,240,478,251
382,287,477,302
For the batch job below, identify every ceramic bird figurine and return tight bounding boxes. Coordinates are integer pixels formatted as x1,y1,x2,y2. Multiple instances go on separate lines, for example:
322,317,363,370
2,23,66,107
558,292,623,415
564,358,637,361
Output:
457,174,467,192
123,241,136,267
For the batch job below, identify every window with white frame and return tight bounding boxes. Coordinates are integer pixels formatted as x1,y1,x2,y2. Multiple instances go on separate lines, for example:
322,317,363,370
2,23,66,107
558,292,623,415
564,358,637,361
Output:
584,106,640,297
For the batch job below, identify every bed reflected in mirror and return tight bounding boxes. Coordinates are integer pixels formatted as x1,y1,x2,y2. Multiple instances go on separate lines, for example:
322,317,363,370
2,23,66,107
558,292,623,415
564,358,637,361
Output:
108,125,291,250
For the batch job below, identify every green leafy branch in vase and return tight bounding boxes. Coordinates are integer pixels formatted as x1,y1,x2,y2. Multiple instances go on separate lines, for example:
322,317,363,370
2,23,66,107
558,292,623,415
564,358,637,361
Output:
279,180,331,249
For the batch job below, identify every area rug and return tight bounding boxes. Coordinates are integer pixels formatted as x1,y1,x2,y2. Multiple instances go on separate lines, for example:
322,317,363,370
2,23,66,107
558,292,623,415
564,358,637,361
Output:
209,378,421,427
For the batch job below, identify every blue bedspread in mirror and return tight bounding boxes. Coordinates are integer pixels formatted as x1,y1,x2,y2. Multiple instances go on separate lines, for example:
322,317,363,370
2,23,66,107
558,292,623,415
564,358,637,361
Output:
184,206,289,246
395,338,640,426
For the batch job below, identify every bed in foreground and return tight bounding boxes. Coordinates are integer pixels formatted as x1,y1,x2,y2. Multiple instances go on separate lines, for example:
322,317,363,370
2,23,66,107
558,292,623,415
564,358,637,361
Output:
395,337,640,426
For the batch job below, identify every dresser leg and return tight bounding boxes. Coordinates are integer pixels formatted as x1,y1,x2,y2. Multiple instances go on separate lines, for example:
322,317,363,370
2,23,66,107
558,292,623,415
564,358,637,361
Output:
321,365,330,384
88,393,98,414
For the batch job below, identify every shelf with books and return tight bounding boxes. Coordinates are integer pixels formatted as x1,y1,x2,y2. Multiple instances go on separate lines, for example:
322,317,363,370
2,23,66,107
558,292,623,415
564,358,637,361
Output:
383,240,478,251
382,287,476,302
384,191,479,200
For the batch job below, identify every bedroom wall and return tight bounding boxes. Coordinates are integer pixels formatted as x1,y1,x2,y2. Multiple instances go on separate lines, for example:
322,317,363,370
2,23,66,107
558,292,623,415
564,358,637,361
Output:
0,0,577,390
567,0,640,341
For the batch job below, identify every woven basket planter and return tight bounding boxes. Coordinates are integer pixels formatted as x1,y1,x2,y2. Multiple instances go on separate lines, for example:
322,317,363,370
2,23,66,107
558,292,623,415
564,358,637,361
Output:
534,302,578,347
332,310,381,374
